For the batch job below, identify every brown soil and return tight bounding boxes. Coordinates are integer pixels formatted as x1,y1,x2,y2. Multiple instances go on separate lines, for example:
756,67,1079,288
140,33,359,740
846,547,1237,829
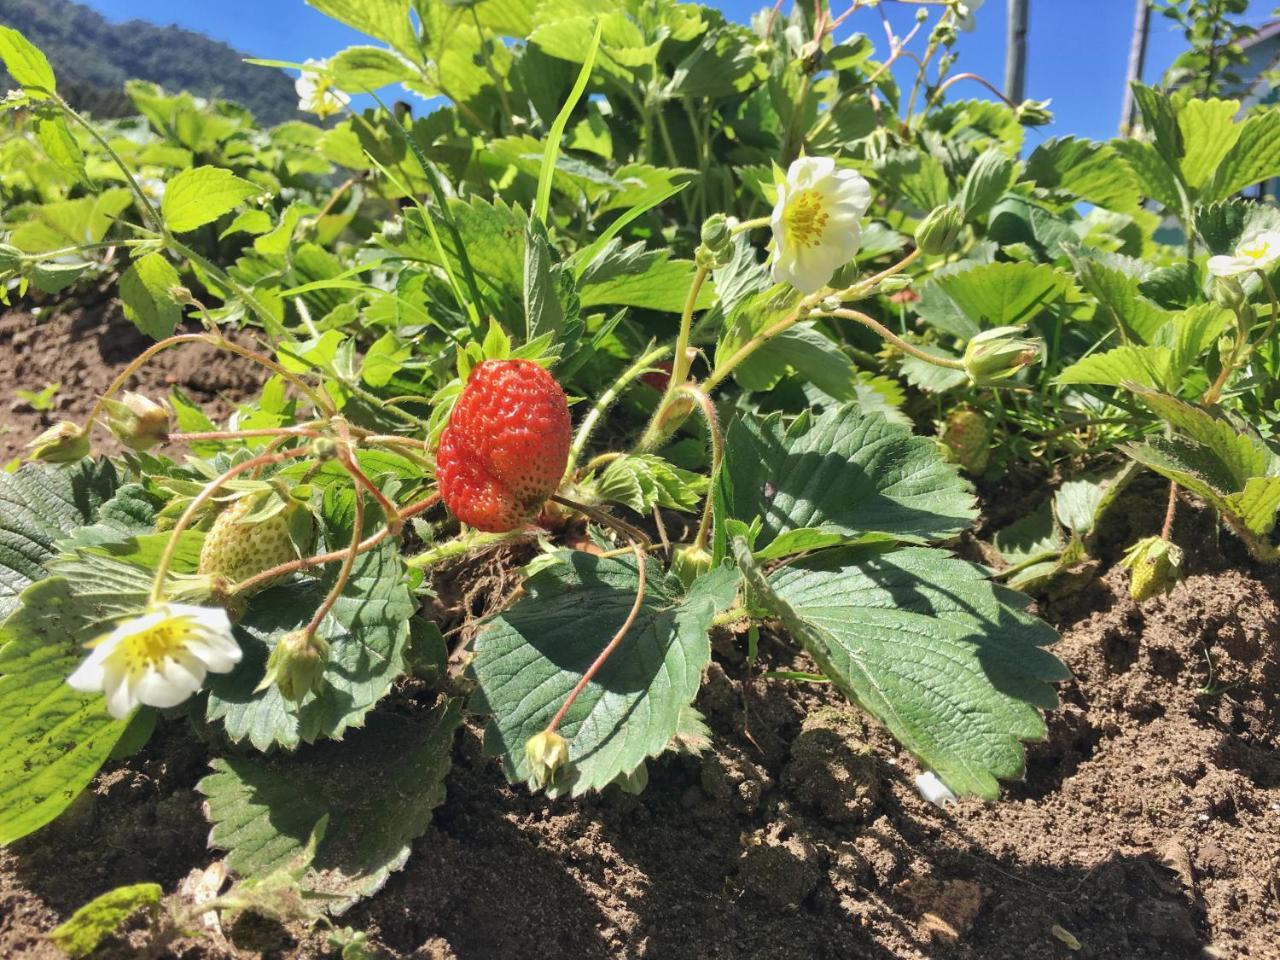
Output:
0,303,265,464
1,308,1278,960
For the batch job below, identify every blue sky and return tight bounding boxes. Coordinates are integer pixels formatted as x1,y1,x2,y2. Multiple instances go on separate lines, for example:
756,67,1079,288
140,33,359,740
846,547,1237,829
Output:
79,0,1278,142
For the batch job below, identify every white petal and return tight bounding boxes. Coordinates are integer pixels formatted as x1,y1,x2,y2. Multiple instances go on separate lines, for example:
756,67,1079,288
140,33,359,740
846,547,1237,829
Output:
135,658,203,709
914,771,958,807
67,656,106,693
786,155,834,188
1207,255,1246,278
184,634,242,674
777,246,843,295
102,670,141,720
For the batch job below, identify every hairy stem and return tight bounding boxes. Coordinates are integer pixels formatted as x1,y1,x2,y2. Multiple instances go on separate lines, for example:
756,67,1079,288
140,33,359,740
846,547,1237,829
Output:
547,541,648,734
304,485,364,636
565,344,671,479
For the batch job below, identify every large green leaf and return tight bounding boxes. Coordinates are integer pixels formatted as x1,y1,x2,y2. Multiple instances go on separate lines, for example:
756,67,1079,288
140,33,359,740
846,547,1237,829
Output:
162,166,260,233
578,255,715,313
1206,110,1280,204
1068,254,1169,344
737,540,1067,799
1056,345,1172,390
0,561,146,844
470,552,738,797
119,253,183,340
0,25,56,96
1176,98,1242,192
918,261,1070,339
200,700,461,912
305,0,419,58
720,405,975,551
0,459,120,621
1129,388,1275,489
1023,137,1140,213
205,539,414,751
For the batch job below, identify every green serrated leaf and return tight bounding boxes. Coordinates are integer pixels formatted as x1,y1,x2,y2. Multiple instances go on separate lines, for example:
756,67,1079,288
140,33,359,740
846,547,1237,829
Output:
0,571,135,844
721,404,976,550
919,261,1070,339
1206,110,1280,204
470,552,738,797
119,253,183,340
1223,476,1280,536
1128,387,1273,489
0,459,120,621
205,539,412,750
0,26,56,97
737,539,1067,799
1176,97,1242,192
594,455,707,514
162,166,260,233
200,700,461,912
1056,345,1172,390
49,883,163,958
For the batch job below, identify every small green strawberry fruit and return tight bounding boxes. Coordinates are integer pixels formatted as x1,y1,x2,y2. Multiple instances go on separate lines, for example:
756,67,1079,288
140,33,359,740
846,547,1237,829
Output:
198,495,311,594
939,407,991,474
1119,536,1183,601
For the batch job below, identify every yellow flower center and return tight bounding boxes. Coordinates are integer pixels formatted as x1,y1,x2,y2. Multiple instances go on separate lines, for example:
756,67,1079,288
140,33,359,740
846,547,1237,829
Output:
1242,239,1273,261
121,618,191,669
785,189,830,249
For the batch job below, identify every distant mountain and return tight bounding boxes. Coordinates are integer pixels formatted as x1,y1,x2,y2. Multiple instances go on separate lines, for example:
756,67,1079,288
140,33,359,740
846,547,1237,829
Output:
0,0,301,125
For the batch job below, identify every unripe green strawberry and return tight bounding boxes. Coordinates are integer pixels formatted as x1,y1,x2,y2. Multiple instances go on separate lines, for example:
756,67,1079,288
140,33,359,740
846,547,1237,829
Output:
437,359,572,533
1120,536,1183,601
939,407,991,474
198,496,305,592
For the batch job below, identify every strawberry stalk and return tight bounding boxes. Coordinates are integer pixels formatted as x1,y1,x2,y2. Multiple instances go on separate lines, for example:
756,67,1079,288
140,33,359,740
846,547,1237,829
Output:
545,541,648,736
675,385,723,552
232,492,442,596
303,484,365,637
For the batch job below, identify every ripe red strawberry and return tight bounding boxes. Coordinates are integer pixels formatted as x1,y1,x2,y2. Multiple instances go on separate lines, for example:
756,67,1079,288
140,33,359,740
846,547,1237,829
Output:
437,359,572,532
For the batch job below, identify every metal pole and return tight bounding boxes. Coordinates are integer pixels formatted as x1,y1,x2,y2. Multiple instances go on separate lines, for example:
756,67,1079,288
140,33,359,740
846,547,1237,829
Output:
1005,0,1029,103
1120,0,1152,134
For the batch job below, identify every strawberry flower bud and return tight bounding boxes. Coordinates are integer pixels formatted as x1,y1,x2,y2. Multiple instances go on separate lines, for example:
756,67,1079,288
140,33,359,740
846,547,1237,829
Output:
102,391,171,451
1015,98,1054,127
963,326,1044,387
670,543,713,590
257,629,329,703
524,729,570,790
27,421,90,463
915,204,965,256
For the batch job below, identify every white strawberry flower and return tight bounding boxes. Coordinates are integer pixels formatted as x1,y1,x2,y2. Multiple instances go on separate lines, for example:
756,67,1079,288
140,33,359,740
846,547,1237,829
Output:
67,603,241,719
958,0,984,32
295,59,350,119
1207,230,1280,278
770,156,872,296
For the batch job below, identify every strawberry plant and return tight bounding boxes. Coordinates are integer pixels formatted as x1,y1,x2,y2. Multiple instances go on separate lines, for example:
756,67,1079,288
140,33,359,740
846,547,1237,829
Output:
0,0,1278,945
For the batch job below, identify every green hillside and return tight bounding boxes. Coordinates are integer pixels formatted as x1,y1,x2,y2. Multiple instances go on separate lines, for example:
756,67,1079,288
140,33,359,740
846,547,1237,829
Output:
0,0,299,124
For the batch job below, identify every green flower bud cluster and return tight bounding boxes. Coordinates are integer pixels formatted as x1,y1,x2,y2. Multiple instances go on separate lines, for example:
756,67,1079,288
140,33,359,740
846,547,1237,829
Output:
915,205,965,256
